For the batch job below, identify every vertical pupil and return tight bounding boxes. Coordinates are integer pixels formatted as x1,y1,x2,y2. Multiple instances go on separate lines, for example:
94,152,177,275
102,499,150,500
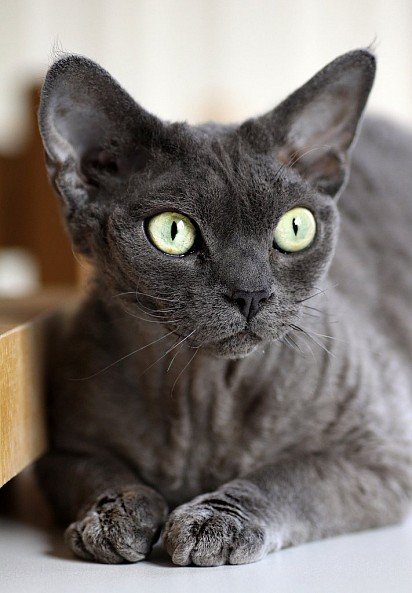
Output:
292,218,299,236
171,220,178,241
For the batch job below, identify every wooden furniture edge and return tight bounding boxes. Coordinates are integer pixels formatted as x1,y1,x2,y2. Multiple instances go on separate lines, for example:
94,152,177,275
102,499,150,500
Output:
0,310,60,487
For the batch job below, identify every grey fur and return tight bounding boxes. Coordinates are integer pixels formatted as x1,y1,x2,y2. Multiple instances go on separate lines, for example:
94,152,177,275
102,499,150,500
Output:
36,49,412,566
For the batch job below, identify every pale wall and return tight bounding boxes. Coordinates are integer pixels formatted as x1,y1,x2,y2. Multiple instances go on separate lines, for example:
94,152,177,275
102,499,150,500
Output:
0,0,411,152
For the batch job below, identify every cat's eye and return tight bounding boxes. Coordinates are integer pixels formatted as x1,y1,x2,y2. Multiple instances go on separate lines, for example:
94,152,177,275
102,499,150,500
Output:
273,207,316,253
146,211,197,255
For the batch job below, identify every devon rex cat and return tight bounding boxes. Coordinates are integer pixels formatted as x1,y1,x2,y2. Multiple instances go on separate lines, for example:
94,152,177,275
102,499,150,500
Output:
36,49,412,566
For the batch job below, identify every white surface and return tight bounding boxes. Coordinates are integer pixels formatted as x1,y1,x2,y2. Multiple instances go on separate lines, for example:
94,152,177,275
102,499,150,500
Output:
1,513,412,593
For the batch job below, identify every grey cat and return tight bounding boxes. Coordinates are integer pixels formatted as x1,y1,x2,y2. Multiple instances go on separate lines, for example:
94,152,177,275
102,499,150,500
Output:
36,49,412,566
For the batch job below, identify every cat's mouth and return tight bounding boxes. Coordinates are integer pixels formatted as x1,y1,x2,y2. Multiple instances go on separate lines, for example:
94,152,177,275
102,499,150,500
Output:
207,329,263,358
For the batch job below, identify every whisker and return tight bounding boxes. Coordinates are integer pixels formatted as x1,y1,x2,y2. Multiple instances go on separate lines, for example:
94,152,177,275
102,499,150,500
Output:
290,323,345,343
285,333,304,353
132,301,180,319
132,294,182,317
70,329,176,381
114,290,179,304
300,310,320,319
303,304,324,314
140,329,197,377
275,144,332,184
170,347,200,398
70,245,90,272
290,324,335,358
284,144,331,168
296,283,337,304
124,312,180,324
120,305,181,325
113,291,139,298
314,283,339,292
281,334,304,356
300,334,317,361
274,162,287,182
290,308,320,321
114,290,181,305
288,144,332,169
167,341,186,372
306,330,344,342
296,334,316,360
301,304,339,323
133,289,180,303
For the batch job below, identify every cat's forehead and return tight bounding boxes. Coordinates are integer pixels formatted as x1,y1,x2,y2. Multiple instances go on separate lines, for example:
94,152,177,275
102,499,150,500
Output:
131,125,309,235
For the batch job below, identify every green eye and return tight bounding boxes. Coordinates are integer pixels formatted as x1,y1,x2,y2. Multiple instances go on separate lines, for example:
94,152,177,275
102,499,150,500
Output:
273,207,316,253
146,211,197,255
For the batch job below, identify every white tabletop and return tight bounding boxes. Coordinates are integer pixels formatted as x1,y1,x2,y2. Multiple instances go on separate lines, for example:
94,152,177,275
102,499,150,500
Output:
1,472,412,593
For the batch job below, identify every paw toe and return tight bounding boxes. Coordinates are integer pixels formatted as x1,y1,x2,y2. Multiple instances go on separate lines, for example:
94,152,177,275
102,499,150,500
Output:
65,522,94,561
65,516,124,564
229,526,267,565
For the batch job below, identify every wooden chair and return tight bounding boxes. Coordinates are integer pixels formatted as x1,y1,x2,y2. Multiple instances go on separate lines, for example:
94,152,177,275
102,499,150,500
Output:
0,86,80,487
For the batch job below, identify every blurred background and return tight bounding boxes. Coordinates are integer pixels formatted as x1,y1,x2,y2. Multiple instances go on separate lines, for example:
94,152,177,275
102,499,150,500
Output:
0,0,411,296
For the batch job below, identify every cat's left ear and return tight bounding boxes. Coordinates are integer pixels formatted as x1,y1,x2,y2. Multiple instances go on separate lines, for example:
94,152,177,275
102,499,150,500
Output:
39,55,166,209
38,55,170,253
241,49,376,198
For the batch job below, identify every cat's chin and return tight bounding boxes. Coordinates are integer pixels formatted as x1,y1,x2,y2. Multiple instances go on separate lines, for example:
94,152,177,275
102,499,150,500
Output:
205,331,263,359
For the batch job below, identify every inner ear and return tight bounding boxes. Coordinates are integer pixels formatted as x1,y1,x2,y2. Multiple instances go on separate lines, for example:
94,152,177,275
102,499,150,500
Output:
79,145,150,186
277,52,375,197
242,50,376,198
79,148,120,187
81,148,120,179
39,55,164,199
277,144,347,197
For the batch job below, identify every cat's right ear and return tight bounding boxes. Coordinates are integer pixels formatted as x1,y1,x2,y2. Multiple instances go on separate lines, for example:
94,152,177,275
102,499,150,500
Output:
39,55,165,245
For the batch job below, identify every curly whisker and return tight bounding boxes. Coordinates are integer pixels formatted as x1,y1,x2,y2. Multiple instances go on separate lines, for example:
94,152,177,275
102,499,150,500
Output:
289,323,335,358
140,329,197,377
70,329,176,381
170,346,201,398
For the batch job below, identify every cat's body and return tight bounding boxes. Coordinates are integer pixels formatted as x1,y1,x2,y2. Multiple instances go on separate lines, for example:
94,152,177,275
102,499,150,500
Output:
37,51,412,565
332,117,412,373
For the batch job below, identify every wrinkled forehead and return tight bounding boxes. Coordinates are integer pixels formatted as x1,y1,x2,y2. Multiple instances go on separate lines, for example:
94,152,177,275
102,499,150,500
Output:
129,134,309,242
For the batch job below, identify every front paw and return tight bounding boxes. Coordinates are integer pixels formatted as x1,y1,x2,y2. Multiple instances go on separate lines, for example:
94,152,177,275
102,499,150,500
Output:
162,483,272,566
65,485,168,563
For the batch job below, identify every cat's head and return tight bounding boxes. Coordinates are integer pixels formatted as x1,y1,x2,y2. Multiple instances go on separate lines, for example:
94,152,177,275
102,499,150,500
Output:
39,50,375,358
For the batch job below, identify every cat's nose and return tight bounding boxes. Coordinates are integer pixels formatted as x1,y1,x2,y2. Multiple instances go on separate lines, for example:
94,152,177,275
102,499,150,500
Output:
229,289,271,321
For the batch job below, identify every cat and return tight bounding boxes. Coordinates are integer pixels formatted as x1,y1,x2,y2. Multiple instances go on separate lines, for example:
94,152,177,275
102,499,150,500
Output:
36,49,412,566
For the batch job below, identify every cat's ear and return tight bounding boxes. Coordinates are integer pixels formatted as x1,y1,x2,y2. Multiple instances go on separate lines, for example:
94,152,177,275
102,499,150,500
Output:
39,55,164,209
242,50,376,198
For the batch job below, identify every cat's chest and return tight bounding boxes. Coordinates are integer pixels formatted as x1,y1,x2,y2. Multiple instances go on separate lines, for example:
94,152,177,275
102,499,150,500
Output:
114,351,325,505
